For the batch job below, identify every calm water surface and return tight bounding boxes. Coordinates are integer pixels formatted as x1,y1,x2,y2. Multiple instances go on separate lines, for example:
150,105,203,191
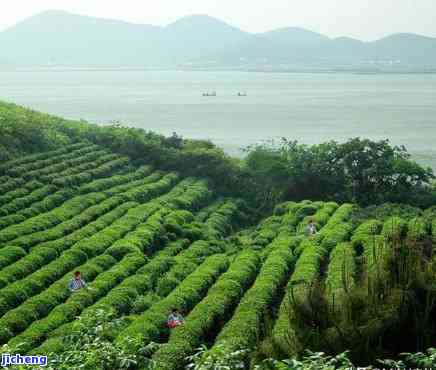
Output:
1,70,435,168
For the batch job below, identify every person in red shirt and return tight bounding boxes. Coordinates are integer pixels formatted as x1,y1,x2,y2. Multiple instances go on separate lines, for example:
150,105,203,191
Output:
167,308,185,329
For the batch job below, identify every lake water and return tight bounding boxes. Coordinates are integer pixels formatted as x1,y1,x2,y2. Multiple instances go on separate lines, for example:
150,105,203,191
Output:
1,70,435,169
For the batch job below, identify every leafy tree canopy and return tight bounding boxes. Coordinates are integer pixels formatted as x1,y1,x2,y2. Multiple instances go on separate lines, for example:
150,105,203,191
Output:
243,138,435,207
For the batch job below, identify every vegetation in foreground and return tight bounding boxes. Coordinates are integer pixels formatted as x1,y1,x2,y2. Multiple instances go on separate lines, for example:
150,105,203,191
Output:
4,310,435,369
0,101,435,369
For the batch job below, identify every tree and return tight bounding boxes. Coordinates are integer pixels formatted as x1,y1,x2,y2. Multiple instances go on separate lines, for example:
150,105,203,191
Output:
244,138,435,207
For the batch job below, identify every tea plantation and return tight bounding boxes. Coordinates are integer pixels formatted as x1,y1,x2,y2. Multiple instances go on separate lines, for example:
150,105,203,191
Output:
0,142,435,369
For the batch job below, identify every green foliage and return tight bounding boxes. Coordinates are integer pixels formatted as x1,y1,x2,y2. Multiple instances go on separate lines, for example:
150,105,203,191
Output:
28,201,136,260
0,181,42,208
8,195,129,251
153,241,225,297
350,219,386,276
116,254,229,345
381,216,408,241
351,219,383,249
152,251,261,369
0,179,213,345
255,351,355,370
213,237,298,355
31,187,237,355
4,101,434,211
0,102,76,161
378,348,436,369
325,242,356,311
0,190,73,231
150,237,233,301
185,344,248,370
273,201,298,216
244,138,435,207
0,101,250,208
271,240,326,355
101,171,164,197
354,202,423,223
0,253,116,344
320,223,353,251
201,199,244,239
0,246,26,271
0,185,63,218
51,156,130,188
8,253,146,352
289,241,327,300
39,223,224,354
0,247,57,289
274,204,436,363
77,165,152,194
407,217,429,241
0,192,108,246
187,347,355,370
40,309,156,370
272,205,357,356
250,202,314,249
34,240,192,354
14,147,109,181
0,177,27,196
320,204,355,229
1,100,436,369
308,202,339,228
131,293,161,314
0,142,89,174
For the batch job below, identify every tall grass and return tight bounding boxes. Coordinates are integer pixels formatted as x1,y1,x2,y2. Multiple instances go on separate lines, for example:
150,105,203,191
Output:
272,217,436,364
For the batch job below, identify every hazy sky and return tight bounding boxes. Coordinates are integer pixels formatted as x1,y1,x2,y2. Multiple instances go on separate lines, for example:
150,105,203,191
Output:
1,0,435,40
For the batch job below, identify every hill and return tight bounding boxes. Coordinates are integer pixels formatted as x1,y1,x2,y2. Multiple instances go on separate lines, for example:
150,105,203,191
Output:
199,29,436,67
0,11,247,67
1,10,435,67
1,100,435,209
0,145,435,368
368,33,436,64
0,10,162,67
0,101,435,368
160,14,248,64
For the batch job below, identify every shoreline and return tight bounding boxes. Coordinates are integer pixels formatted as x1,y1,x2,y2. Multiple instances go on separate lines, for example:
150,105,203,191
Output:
1,66,436,75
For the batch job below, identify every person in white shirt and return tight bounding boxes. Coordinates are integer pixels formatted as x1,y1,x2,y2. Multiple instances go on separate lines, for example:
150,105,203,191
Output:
69,271,87,292
305,219,317,236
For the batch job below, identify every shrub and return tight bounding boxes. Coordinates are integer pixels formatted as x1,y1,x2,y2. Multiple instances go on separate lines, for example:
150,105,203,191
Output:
381,216,408,241
272,239,327,354
116,254,229,345
0,254,116,343
8,253,146,352
325,242,356,312
0,246,26,271
4,144,97,175
77,165,152,194
0,247,57,289
33,309,157,369
213,237,298,355
351,219,383,249
0,142,90,175
151,250,261,369
407,217,429,242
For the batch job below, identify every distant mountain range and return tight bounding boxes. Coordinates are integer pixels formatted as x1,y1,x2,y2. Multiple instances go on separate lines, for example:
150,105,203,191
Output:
1,10,436,68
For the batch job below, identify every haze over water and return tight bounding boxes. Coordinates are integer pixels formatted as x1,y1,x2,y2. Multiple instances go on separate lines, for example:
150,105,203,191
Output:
1,70,435,169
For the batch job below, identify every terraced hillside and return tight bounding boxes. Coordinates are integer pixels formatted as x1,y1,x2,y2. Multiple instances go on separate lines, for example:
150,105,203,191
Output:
0,143,435,369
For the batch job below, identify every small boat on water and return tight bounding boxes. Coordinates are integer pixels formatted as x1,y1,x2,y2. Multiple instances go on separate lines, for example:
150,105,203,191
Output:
201,91,247,97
